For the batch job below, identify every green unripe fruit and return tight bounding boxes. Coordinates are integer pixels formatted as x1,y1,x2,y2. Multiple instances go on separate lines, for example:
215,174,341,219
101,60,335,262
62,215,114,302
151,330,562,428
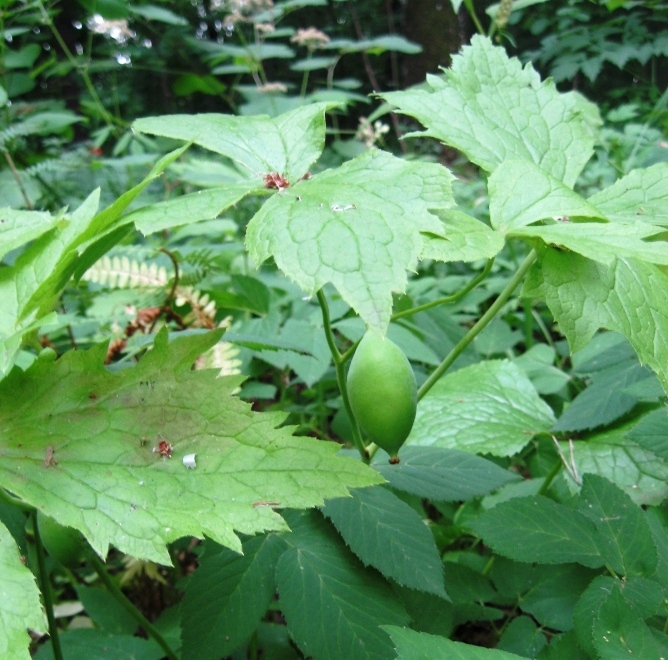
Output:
347,330,417,461
37,512,89,568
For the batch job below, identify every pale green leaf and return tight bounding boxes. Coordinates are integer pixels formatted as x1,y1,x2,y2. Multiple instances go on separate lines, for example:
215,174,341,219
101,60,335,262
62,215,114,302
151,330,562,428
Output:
277,510,409,660
321,486,447,598
522,250,668,393
469,496,606,568
587,163,668,226
513,344,570,395
513,222,668,265
409,360,555,456
128,184,259,235
489,160,606,232
246,149,454,334
577,474,657,577
561,423,668,506
133,104,333,182
181,534,287,659
383,626,526,659
421,209,505,262
0,209,63,261
0,330,382,564
372,446,520,501
0,521,45,660
0,146,187,363
382,35,599,185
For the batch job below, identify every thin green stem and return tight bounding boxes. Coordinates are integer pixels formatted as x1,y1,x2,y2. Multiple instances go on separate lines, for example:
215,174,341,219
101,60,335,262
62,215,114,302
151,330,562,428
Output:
392,258,495,322
418,249,537,401
88,553,178,660
32,512,64,660
37,1,119,134
299,52,312,100
537,459,563,496
317,290,368,461
463,0,486,35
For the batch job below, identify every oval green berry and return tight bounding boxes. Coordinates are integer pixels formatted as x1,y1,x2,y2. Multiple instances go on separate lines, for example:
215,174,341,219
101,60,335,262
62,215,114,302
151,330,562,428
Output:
347,330,417,460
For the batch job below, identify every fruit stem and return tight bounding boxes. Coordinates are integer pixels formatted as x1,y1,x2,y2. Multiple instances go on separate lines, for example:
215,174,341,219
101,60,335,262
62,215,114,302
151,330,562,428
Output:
32,511,64,660
88,553,178,660
392,258,495,321
418,249,537,401
317,289,369,462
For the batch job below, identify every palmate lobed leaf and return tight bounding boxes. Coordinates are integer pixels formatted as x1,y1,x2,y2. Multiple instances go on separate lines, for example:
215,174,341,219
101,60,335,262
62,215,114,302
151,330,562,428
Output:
523,249,668,395
246,149,454,333
382,35,599,186
133,103,334,183
0,330,382,564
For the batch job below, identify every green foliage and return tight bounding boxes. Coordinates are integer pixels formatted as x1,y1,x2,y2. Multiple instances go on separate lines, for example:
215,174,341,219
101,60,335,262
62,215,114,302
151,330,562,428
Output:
1,5,667,659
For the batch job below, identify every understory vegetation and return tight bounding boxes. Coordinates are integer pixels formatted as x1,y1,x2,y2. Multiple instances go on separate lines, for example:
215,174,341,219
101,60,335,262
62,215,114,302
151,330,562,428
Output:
1,0,667,658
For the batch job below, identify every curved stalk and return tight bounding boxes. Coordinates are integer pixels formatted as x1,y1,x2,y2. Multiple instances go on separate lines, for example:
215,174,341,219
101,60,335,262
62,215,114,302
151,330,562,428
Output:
32,511,64,660
88,553,178,660
392,258,495,322
316,290,368,461
418,249,537,401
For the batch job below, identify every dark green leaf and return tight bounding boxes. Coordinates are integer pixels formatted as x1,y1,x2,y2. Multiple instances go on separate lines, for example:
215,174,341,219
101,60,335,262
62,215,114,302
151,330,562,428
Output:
627,409,668,460
321,486,447,598
577,474,657,576
276,510,409,660
470,496,606,568
497,615,547,658
383,626,525,659
373,446,520,502
181,534,287,659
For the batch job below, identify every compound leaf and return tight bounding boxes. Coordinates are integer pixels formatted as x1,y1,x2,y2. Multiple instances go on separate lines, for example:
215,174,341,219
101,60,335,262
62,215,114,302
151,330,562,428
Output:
0,330,382,564
246,149,454,334
489,160,605,232
513,222,668,266
421,209,505,262
522,249,668,394
587,163,668,226
382,35,599,185
133,103,334,183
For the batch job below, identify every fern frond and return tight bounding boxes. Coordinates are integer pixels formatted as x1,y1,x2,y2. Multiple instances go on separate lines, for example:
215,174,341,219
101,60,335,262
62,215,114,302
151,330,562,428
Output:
83,255,169,290
195,317,242,377
176,287,218,328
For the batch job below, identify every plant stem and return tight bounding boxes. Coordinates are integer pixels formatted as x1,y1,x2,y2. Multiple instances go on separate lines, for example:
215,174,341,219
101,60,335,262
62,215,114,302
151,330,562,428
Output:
37,1,120,134
392,258,494,322
418,249,537,401
88,553,178,660
32,512,64,660
537,458,563,496
316,290,368,461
